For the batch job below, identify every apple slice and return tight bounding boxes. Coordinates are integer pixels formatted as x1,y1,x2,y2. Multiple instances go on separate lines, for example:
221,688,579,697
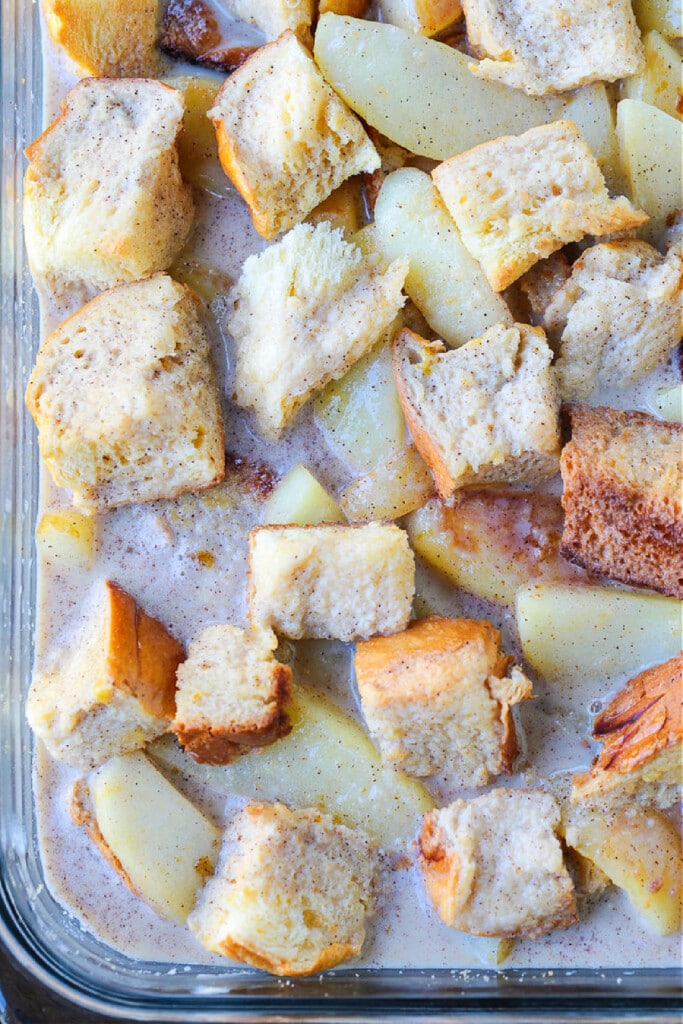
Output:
617,98,683,244
74,751,221,924
263,465,345,526
36,509,95,569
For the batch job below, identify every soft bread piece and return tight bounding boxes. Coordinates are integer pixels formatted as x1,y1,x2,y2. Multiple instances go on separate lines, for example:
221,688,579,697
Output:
572,654,683,809
544,241,683,399
432,121,647,292
42,0,162,77
23,79,193,294
463,0,644,96
222,0,314,45
227,221,407,439
26,581,183,770
418,789,577,938
26,274,225,513
248,523,415,641
560,405,683,598
188,802,378,975
518,252,571,322
172,625,293,765
209,32,380,239
355,617,532,784
394,325,560,498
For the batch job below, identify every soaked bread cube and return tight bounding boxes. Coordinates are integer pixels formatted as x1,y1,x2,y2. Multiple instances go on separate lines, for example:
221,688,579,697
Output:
419,789,577,937
560,405,683,598
463,0,644,96
355,617,532,785
23,78,193,294
188,802,378,975
172,625,293,765
26,581,183,770
248,523,415,642
572,654,683,810
209,31,379,239
25,274,225,513
228,221,407,439
544,240,683,398
42,0,162,78
393,325,560,499
432,121,647,292
223,0,314,45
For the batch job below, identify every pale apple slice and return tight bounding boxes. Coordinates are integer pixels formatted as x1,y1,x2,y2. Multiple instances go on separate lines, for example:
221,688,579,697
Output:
263,465,345,526
617,99,683,244
73,751,221,924
339,444,434,522
149,684,435,853
653,385,683,422
622,31,683,122
631,0,682,37
164,73,232,198
36,509,95,569
516,583,683,686
564,805,683,935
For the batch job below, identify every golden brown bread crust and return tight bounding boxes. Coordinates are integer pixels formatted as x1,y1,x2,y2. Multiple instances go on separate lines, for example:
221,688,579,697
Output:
42,0,162,78
173,663,293,765
318,0,370,16
560,404,683,598
211,935,359,977
572,653,683,804
105,581,183,720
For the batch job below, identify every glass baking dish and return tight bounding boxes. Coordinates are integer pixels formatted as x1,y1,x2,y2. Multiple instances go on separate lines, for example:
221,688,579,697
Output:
1,0,681,1018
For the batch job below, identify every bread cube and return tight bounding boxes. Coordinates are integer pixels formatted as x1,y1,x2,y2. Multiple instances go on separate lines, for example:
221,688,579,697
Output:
355,617,532,785
227,221,407,439
223,0,314,45
463,0,644,96
25,274,225,513
248,523,415,641
432,121,647,292
42,0,162,78
560,404,683,598
394,325,560,499
172,625,293,765
188,802,378,975
26,581,183,770
544,240,683,398
24,79,193,294
378,0,462,37
209,32,379,239
572,654,683,810
419,789,577,937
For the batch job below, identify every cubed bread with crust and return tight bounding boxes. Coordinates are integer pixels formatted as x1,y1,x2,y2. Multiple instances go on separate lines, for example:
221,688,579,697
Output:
571,654,683,810
26,581,183,770
248,523,415,641
560,404,683,598
208,32,380,239
377,0,462,37
188,802,378,975
355,616,532,785
223,0,314,45
463,0,644,96
418,789,577,938
23,78,193,295
394,325,560,499
26,274,225,513
42,0,162,78
544,241,683,399
432,121,647,292
227,221,407,439
172,625,293,765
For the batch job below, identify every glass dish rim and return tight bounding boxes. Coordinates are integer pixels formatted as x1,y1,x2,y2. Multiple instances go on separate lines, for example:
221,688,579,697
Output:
0,0,681,1018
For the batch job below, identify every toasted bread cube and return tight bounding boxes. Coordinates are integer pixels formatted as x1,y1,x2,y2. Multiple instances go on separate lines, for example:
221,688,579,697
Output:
560,405,683,598
463,0,644,96
172,625,293,765
394,325,560,499
26,581,183,770
223,0,314,45
319,0,370,16
42,0,162,78
355,617,532,785
378,0,462,37
188,802,378,975
419,789,577,938
26,275,225,513
23,79,193,294
572,654,683,810
432,121,647,292
228,221,407,439
544,241,683,398
209,32,379,239
248,523,415,641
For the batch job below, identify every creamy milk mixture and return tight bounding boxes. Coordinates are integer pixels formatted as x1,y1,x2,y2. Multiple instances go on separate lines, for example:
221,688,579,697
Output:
31,14,681,973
